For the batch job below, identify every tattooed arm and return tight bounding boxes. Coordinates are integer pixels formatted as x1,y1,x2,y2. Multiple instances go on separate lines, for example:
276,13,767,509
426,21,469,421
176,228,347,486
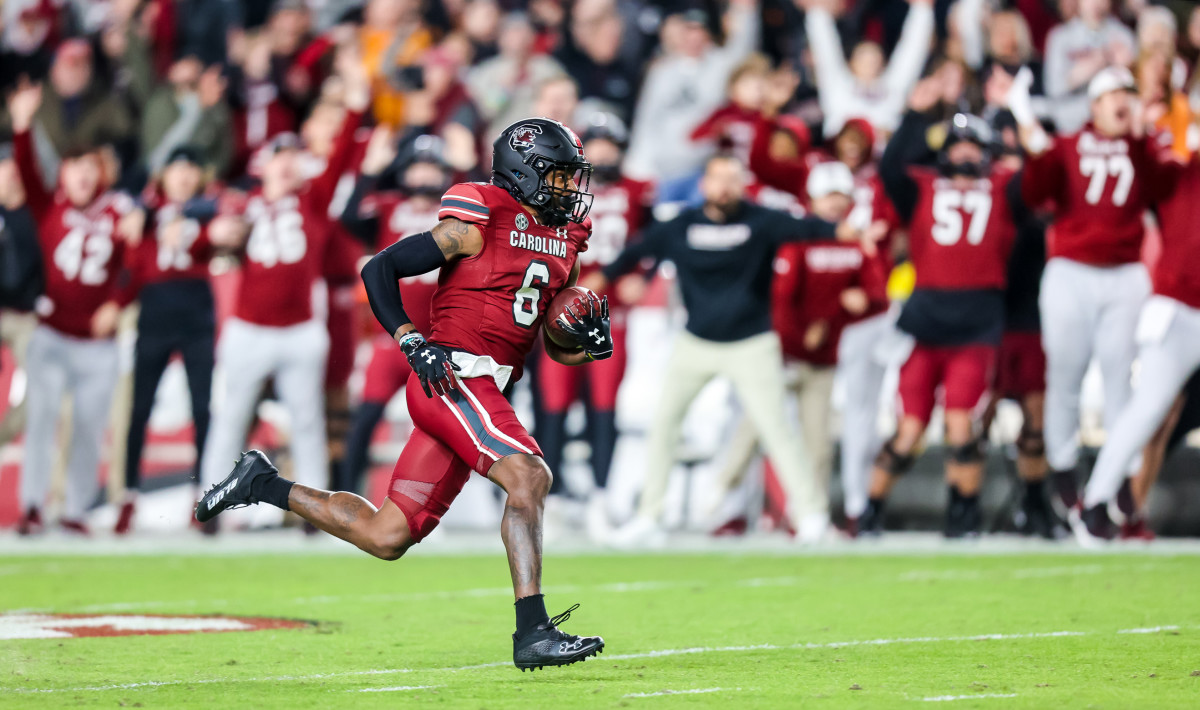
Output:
431,217,485,260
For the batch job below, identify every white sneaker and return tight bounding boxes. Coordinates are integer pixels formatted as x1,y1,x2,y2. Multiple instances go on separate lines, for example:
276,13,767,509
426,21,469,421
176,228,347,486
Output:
585,494,611,543
609,515,666,549
795,512,832,546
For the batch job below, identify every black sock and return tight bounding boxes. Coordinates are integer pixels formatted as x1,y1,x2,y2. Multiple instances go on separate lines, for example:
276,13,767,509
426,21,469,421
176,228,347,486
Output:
251,473,294,511
1116,478,1136,516
514,594,549,638
1022,477,1045,504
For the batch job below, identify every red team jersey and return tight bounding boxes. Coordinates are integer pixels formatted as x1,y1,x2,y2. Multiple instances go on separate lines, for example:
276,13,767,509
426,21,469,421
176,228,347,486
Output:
13,131,132,338
231,110,362,327
430,182,591,382
1022,128,1169,265
123,197,215,291
1149,156,1200,309
772,241,889,366
907,166,1018,290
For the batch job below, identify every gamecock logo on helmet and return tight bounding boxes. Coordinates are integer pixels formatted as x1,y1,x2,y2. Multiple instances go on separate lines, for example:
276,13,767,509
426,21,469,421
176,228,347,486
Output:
510,124,543,151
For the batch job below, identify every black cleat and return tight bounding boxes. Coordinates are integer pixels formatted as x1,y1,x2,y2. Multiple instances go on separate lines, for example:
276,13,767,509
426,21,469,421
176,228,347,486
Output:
944,491,981,539
1015,489,1068,540
857,500,885,537
194,450,278,523
513,604,604,671
1070,503,1116,547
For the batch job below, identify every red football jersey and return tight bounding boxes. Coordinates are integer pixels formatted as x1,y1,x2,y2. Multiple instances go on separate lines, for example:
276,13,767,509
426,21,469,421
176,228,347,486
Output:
772,241,889,365
13,131,132,338
358,192,442,334
907,167,1018,290
1149,157,1200,308
124,196,215,295
231,110,363,327
1022,127,1171,265
429,182,591,382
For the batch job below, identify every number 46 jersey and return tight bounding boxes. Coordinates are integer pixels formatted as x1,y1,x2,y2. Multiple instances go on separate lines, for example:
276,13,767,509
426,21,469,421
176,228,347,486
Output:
429,182,591,385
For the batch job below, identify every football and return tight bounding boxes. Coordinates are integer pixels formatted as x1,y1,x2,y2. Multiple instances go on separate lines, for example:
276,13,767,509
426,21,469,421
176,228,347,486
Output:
543,285,596,348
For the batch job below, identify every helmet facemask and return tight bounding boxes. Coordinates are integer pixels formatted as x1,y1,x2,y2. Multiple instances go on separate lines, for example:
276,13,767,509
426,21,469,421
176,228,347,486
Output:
526,155,594,226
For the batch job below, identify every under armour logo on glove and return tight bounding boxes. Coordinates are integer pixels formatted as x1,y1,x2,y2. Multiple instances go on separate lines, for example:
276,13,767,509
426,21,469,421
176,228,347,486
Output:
398,332,461,398
554,292,614,361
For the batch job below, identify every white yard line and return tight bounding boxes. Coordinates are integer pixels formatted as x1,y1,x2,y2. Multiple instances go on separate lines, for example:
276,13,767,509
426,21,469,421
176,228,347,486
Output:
5,626,1147,695
921,693,1019,702
353,685,441,693
1117,625,1180,634
624,687,739,698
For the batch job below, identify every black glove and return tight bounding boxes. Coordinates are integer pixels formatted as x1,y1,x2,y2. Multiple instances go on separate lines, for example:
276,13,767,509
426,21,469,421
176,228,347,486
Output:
398,332,461,397
554,292,613,361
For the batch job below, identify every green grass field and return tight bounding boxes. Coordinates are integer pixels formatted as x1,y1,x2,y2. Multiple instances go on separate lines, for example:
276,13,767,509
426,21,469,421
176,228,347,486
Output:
2,544,1199,708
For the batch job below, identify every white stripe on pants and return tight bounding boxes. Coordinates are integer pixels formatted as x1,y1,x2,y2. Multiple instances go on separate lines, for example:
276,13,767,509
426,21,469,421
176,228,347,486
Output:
637,330,817,523
201,318,329,489
835,311,894,518
1040,258,1148,472
20,325,118,519
1083,296,1200,507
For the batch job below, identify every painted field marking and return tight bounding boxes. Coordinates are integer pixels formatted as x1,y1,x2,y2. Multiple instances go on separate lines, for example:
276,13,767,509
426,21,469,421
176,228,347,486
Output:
354,685,441,693
624,687,740,698
921,693,1019,702
6,625,1174,695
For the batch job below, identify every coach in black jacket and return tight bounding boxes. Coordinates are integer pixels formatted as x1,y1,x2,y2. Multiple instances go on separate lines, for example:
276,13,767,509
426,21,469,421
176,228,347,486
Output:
590,154,879,545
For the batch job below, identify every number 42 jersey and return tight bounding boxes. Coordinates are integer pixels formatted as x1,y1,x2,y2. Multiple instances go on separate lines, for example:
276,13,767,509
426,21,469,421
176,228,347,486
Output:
429,182,591,385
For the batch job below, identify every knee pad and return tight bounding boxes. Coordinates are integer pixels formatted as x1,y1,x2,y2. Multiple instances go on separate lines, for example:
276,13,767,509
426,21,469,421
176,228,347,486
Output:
1016,427,1045,458
949,438,985,465
875,439,916,475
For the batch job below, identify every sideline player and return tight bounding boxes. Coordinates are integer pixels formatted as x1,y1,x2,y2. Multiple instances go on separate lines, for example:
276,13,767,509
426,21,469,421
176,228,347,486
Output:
196,49,369,520
1074,148,1194,543
335,130,450,493
9,80,134,535
1006,66,1173,514
198,118,611,670
862,79,1026,537
543,115,652,535
114,147,237,534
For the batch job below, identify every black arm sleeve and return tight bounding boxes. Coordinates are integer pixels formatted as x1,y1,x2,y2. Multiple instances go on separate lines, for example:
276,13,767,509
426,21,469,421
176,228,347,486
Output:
340,174,382,246
601,220,665,282
360,230,447,337
879,110,931,224
768,211,839,244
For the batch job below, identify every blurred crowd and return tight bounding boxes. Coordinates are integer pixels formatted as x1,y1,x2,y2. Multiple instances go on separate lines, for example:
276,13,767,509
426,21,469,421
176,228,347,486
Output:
1,0,1198,543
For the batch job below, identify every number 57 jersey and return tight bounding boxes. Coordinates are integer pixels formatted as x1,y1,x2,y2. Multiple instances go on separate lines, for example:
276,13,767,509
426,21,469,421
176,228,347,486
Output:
907,166,1018,291
429,182,591,386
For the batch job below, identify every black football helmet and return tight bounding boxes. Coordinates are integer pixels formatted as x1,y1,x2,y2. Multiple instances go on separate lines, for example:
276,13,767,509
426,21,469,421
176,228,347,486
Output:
493,117,593,226
938,113,994,178
580,113,628,184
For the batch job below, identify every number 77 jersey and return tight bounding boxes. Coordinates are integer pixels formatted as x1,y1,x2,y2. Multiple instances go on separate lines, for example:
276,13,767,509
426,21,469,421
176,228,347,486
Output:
1021,128,1173,266
428,182,591,385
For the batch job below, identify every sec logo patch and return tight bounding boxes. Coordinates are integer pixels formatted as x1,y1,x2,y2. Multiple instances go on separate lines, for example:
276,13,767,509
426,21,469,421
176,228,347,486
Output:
515,213,529,231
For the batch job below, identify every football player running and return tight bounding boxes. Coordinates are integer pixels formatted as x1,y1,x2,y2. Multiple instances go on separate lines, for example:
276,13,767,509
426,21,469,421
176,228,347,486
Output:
197,118,611,671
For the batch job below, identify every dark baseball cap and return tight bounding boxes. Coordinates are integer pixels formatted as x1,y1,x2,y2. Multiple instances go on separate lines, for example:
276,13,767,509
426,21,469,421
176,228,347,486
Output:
166,145,205,167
